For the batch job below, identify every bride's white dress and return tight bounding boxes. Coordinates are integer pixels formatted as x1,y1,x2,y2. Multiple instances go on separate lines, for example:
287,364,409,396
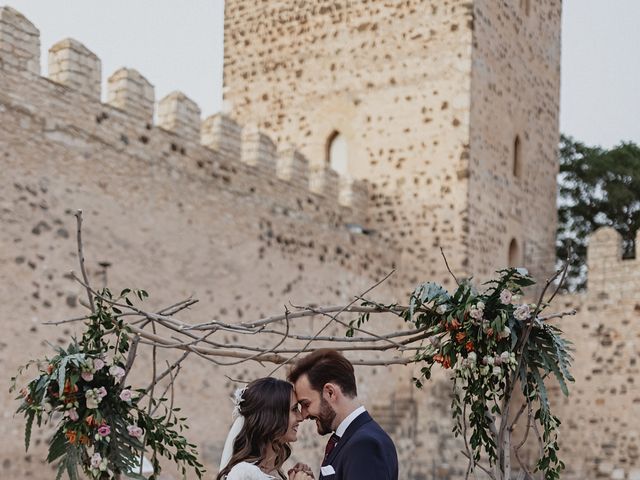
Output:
225,461,276,480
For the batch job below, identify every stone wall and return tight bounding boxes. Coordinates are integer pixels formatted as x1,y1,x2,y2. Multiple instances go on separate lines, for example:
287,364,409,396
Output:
2,3,637,480
468,0,561,283
0,6,413,479
552,228,640,480
223,0,475,286
222,0,561,288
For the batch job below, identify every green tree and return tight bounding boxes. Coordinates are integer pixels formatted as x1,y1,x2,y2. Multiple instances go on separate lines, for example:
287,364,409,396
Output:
557,134,640,291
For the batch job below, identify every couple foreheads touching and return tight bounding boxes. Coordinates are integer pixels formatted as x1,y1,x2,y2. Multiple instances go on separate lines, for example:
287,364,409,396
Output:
217,349,398,480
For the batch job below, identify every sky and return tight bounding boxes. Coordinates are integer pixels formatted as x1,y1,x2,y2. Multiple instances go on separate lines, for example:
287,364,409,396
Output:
3,0,639,149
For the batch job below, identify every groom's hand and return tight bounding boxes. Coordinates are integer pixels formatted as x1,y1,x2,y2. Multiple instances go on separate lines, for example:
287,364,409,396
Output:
288,462,314,479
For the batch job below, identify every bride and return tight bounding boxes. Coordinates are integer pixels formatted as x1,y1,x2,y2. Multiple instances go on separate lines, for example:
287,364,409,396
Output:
217,377,314,480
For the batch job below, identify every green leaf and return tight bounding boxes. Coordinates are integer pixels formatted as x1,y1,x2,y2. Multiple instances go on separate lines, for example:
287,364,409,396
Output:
24,410,35,451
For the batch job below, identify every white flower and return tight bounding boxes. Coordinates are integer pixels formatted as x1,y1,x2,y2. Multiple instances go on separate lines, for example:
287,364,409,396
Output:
469,308,483,320
486,356,495,366
499,326,511,339
500,351,510,362
99,458,108,472
231,386,248,419
492,366,503,377
127,425,143,438
480,366,490,376
511,294,522,304
436,304,447,315
467,352,477,364
476,301,485,311
429,336,441,347
500,290,513,304
119,389,133,402
514,304,531,321
109,365,125,382
85,388,105,409
86,396,99,410
90,453,102,469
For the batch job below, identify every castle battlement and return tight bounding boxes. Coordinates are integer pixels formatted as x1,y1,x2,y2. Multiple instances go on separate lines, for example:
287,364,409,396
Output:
585,227,640,301
0,5,371,218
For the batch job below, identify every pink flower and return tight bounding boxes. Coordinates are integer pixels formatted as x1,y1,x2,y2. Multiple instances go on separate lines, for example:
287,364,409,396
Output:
109,365,125,382
65,409,79,421
81,371,94,382
97,425,111,437
127,425,143,438
119,389,133,402
514,304,531,321
96,387,108,399
90,452,102,469
499,289,513,304
93,358,105,371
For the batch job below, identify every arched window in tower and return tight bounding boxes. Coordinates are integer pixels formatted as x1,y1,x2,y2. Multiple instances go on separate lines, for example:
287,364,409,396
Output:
326,130,349,177
513,135,522,178
508,238,521,267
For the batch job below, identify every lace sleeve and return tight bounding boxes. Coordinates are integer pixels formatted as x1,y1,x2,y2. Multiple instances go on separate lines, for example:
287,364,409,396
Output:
226,462,270,480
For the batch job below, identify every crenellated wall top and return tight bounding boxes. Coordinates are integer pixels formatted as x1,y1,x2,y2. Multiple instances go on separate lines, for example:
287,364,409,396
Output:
0,5,371,215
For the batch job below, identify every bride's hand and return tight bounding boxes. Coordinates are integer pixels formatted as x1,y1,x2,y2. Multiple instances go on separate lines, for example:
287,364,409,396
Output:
288,471,314,480
288,462,313,477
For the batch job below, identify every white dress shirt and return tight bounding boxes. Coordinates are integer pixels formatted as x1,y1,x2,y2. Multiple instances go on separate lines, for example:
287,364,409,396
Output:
335,405,366,437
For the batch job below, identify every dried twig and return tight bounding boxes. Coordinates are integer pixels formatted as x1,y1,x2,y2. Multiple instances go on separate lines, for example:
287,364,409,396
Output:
74,210,95,314
267,269,396,375
440,247,460,286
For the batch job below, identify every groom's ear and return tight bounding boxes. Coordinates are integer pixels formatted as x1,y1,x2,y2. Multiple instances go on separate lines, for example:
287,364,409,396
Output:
323,382,339,400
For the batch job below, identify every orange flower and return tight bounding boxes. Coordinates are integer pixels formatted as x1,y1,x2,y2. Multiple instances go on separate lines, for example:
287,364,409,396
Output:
486,328,494,337
46,364,54,375
465,341,474,352
86,415,99,427
433,354,444,364
455,331,466,343
65,430,77,444
63,379,78,394
442,357,452,369
79,434,90,445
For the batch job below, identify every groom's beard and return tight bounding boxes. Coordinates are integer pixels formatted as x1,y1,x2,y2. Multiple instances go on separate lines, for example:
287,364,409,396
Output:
313,397,337,435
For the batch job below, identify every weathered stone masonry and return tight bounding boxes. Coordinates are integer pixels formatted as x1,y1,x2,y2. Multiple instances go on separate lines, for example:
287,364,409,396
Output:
1,2,639,480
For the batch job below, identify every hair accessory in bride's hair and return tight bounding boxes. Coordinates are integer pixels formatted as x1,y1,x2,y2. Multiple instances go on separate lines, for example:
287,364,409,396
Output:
219,385,248,472
231,385,247,419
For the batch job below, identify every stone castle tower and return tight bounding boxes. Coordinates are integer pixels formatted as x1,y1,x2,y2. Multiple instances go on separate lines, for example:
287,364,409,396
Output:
223,0,562,285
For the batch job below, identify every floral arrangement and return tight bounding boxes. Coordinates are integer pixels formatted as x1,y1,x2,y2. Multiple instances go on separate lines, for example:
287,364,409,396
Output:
357,268,574,480
11,288,205,480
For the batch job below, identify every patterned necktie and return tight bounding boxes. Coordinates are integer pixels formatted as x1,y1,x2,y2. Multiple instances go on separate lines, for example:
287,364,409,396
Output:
323,433,340,463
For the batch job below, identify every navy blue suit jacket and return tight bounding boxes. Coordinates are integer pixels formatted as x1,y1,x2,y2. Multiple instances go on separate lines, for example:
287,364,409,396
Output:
319,411,398,480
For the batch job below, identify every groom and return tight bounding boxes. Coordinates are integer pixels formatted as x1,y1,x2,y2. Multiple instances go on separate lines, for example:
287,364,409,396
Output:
288,349,398,480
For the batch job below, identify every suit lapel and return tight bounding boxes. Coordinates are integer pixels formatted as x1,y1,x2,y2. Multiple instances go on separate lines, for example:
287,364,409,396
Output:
324,411,373,467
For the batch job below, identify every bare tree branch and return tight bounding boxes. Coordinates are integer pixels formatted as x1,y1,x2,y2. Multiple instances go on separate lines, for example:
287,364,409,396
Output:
74,210,95,314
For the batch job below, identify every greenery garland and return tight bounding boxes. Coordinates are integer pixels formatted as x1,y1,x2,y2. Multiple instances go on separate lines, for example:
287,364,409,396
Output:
11,288,205,480
355,268,574,480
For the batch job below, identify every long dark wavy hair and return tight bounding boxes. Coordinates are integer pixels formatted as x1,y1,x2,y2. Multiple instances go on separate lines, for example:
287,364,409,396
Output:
216,377,293,480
